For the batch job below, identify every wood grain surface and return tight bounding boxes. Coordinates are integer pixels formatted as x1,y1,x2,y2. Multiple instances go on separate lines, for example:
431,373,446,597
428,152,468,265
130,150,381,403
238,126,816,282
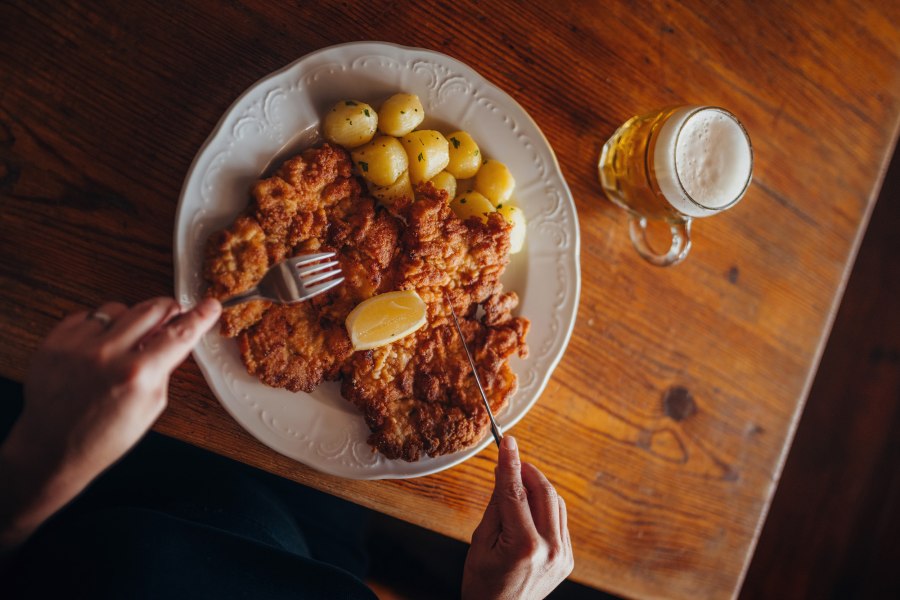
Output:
2,2,899,598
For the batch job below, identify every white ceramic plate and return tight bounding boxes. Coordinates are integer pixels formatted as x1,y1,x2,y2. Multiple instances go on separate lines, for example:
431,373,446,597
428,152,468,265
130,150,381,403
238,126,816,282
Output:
174,42,580,479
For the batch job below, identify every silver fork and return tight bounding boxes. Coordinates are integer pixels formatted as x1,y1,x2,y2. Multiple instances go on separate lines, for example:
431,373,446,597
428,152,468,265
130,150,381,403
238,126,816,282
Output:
220,252,344,308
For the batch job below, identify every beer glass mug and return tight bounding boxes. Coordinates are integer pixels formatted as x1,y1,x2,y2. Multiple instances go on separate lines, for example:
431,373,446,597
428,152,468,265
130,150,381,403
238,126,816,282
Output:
598,106,753,266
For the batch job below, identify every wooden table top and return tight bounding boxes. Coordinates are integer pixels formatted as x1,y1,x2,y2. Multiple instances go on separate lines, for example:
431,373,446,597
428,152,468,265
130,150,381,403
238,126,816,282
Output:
2,2,899,598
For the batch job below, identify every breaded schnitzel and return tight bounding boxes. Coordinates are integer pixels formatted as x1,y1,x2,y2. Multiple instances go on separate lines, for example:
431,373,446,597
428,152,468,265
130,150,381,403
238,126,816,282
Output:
341,194,529,460
204,143,528,461
204,144,402,391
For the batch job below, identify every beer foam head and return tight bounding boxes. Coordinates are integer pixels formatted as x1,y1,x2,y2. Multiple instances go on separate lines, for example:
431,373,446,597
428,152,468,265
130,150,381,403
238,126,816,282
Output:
655,107,752,217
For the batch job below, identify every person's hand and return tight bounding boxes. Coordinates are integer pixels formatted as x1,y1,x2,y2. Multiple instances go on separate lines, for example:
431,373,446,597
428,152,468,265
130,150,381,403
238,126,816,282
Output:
461,436,574,600
0,297,221,554
18,296,221,478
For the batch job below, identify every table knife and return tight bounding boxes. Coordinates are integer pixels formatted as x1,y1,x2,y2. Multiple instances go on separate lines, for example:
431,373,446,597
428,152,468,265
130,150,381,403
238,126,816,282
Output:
445,293,503,448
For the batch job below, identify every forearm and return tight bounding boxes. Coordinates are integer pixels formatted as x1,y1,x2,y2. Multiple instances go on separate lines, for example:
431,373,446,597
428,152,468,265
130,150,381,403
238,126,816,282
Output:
0,422,87,558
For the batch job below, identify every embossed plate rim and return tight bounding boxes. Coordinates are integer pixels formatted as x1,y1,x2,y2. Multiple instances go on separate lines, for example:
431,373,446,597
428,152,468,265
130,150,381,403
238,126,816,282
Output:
174,41,580,479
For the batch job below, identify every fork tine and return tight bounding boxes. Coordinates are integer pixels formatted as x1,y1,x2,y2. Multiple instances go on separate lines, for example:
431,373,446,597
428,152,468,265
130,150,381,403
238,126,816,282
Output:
302,276,345,300
284,252,335,268
296,260,340,277
301,268,343,286
288,251,335,265
296,250,336,262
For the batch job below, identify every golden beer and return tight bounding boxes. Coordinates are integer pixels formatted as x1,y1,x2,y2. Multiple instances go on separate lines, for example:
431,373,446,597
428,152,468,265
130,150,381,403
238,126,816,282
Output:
598,107,684,221
598,106,753,265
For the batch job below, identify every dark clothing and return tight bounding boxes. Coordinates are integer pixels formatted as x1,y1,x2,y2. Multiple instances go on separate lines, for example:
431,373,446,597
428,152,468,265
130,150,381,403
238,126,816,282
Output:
6,429,376,600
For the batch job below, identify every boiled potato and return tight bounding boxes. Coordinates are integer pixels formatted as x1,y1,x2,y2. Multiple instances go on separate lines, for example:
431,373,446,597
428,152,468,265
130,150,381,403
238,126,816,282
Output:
378,93,425,137
446,131,481,179
400,130,450,184
475,159,515,206
428,171,456,201
368,170,413,206
451,190,495,223
497,203,526,253
351,136,408,187
324,100,378,148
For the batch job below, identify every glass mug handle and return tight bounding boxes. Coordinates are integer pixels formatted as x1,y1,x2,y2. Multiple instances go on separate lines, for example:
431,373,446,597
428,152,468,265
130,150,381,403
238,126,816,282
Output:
627,216,692,267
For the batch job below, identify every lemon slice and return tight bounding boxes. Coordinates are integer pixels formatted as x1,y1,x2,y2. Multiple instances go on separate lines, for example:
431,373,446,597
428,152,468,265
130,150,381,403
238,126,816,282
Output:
346,290,427,351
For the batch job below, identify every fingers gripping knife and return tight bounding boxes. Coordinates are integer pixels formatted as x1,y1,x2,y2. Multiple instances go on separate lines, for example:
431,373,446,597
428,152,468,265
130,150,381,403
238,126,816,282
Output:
444,291,503,448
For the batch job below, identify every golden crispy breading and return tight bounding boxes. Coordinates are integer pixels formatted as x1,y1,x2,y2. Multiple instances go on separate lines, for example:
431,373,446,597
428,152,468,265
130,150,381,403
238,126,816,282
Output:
253,145,358,263
239,303,352,393
203,215,271,336
340,187,529,461
393,190,510,298
277,149,352,196
204,145,356,386
341,310,528,461
324,194,402,306
204,215,268,298
203,144,529,461
237,194,402,393
483,291,523,327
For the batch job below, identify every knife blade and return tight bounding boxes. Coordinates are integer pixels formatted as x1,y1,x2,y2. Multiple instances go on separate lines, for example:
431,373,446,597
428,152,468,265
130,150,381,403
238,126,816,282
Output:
445,291,503,448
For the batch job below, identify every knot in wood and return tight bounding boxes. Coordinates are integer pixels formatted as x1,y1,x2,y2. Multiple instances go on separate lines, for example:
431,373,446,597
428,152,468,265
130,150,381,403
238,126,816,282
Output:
662,386,697,421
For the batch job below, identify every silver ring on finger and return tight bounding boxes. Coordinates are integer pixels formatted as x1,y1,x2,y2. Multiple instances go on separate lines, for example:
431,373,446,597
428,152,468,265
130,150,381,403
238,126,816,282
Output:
88,311,113,327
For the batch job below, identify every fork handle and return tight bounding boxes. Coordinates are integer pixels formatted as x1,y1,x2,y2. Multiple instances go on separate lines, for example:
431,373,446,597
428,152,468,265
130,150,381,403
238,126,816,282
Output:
221,288,264,308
